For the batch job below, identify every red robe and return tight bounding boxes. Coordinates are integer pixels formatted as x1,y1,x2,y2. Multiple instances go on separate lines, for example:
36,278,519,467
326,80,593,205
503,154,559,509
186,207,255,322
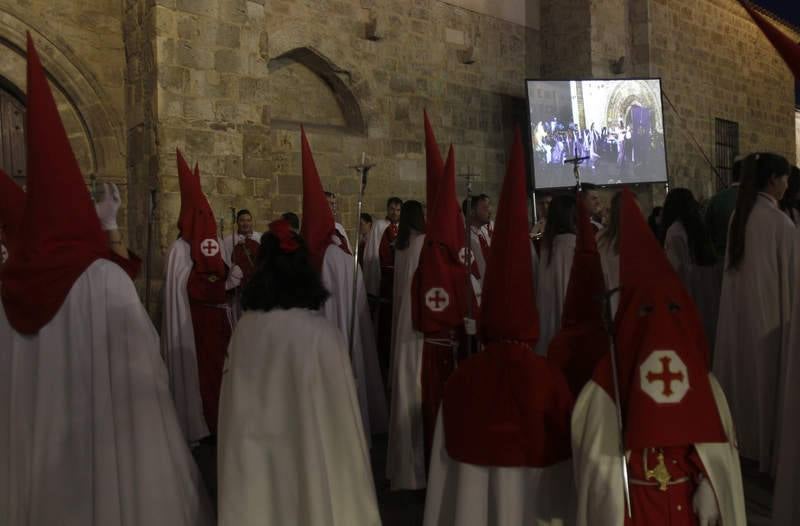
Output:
626,446,704,526
231,237,260,287
376,222,399,382
186,247,231,436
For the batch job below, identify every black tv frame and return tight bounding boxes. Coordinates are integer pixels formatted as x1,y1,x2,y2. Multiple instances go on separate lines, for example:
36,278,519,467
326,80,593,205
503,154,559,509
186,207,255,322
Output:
524,77,671,191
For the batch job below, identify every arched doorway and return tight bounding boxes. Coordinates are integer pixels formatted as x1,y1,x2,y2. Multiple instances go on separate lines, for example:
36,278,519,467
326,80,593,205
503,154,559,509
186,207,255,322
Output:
0,78,25,187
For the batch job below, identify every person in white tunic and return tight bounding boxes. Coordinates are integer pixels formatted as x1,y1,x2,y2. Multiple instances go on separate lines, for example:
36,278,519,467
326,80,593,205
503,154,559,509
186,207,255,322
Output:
0,35,212,526
300,127,387,440
424,129,575,526
221,209,262,326
661,188,722,351
713,152,799,474
217,219,380,526
535,194,577,356
386,200,428,490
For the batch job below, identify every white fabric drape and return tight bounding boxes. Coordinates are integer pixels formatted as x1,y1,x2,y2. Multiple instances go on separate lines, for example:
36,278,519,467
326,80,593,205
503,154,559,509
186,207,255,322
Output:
321,243,388,440
218,308,380,526
161,238,210,442
713,194,800,472
386,231,427,490
0,259,213,526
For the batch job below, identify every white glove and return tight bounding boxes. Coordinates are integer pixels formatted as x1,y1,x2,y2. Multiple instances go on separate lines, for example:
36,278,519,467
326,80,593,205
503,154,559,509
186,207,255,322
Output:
463,317,477,336
95,182,121,231
692,477,720,526
225,265,244,291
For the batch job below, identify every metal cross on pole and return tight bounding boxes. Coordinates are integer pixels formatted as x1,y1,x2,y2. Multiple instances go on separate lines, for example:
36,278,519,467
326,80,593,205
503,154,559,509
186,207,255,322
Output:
563,141,590,192
602,287,633,519
347,153,375,366
458,166,479,356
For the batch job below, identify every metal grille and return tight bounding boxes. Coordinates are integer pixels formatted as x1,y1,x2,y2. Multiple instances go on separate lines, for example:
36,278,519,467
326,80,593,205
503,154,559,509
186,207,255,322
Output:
714,118,739,189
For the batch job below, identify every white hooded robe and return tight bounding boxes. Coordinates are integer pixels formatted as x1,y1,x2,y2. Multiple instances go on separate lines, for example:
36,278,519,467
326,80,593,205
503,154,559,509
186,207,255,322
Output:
320,243,388,439
0,259,213,526
713,194,800,472
386,231,427,490
217,308,381,526
535,233,577,356
423,412,576,526
161,237,212,442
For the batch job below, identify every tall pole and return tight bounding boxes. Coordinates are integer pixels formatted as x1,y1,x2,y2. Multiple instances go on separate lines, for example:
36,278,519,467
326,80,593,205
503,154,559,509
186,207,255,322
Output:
348,153,374,365
603,288,633,519
230,207,237,258
144,188,157,312
459,167,478,357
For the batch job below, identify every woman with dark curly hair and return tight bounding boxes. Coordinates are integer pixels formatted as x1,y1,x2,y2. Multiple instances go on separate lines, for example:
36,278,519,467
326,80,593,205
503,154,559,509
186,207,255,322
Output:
217,219,380,526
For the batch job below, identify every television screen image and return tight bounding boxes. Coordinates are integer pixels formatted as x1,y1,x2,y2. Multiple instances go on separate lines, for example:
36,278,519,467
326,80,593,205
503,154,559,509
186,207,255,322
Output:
527,79,668,190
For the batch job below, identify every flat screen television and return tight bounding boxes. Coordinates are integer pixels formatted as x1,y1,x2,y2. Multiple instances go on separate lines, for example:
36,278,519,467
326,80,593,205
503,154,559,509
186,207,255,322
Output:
526,78,668,190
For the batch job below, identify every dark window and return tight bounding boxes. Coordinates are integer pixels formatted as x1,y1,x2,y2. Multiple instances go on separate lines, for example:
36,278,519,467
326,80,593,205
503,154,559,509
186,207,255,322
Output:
714,118,739,190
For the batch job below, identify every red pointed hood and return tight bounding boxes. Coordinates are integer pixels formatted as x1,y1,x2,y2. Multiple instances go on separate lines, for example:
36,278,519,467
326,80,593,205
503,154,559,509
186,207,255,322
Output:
480,127,538,344
441,127,573,468
175,150,226,303
299,126,337,272
427,145,465,252
547,196,609,396
176,149,197,236
0,169,25,260
740,1,800,78
424,110,444,210
411,145,469,333
1,34,108,334
592,189,726,450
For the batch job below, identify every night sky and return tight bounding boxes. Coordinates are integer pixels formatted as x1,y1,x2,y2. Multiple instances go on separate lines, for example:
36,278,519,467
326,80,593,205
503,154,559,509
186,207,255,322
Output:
751,1,800,28
752,0,800,104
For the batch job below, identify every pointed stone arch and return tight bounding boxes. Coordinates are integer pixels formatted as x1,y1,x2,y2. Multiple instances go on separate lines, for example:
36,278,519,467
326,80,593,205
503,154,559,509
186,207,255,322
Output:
0,11,125,181
267,46,367,135
605,80,664,133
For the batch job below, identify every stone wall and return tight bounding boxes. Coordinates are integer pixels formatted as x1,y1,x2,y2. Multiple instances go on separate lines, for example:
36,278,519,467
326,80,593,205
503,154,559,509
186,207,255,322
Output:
648,0,796,202
151,0,541,253
2,0,798,319
0,2,127,208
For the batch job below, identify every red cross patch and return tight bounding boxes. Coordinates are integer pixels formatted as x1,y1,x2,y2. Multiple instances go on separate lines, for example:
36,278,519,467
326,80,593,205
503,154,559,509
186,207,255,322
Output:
200,238,220,257
639,350,689,404
425,287,450,312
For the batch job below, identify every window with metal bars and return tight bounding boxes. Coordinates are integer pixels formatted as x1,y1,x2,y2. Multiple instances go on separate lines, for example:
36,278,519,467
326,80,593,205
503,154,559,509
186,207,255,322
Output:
714,118,739,190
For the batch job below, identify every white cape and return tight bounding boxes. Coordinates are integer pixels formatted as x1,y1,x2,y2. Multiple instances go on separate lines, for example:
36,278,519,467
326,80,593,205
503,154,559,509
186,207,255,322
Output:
571,377,745,526
535,233,576,356
363,218,390,297
336,222,353,252
663,222,722,349
386,231,427,490
161,238,210,442
772,275,800,524
424,412,576,526
0,259,213,526
218,308,381,526
713,194,800,471
321,243,388,439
